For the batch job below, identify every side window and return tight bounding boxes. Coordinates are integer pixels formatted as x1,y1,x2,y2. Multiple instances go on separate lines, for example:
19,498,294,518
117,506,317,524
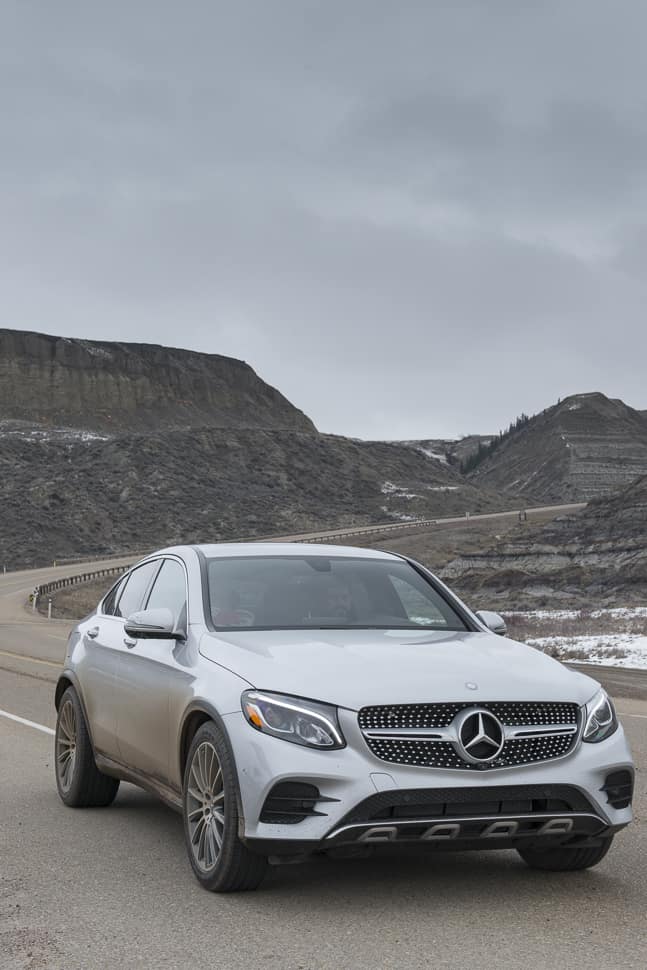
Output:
115,561,160,619
145,559,187,628
102,574,128,616
389,574,451,628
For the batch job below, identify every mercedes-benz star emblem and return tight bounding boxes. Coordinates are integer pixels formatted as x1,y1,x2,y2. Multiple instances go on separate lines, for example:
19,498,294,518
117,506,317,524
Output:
455,708,505,765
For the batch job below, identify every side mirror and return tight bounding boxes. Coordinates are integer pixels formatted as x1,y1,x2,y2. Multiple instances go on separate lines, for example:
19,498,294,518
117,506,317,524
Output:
475,610,507,636
124,608,184,640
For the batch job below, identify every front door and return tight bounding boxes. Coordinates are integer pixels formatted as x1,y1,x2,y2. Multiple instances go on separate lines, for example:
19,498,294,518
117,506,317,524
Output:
114,558,188,786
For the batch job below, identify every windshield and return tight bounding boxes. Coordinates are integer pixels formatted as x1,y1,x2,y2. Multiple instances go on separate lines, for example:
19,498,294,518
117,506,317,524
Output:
205,555,468,631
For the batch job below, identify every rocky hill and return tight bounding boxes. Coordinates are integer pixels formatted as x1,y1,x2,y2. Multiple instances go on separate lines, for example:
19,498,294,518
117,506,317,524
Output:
0,427,508,568
465,392,647,503
0,329,508,568
442,474,647,609
5,330,646,570
0,329,314,433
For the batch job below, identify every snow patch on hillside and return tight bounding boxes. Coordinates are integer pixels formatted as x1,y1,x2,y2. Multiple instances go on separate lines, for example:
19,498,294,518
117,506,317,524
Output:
509,607,647,669
416,447,449,464
527,633,647,670
0,428,110,443
381,481,419,499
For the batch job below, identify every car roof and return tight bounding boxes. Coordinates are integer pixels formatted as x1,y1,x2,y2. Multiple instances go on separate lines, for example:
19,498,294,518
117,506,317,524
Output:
155,542,401,561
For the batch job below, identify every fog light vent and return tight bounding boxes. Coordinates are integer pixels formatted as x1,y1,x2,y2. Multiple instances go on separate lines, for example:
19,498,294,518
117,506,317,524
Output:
601,770,633,809
260,781,335,824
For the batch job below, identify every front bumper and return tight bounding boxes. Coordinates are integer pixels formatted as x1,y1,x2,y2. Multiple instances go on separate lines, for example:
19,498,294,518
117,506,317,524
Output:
223,708,634,856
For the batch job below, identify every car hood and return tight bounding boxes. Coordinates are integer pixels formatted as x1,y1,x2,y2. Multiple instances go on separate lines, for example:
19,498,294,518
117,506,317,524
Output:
199,629,598,709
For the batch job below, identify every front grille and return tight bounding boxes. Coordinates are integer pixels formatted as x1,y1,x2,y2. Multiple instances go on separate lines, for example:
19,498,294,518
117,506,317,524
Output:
358,701,579,731
359,701,580,771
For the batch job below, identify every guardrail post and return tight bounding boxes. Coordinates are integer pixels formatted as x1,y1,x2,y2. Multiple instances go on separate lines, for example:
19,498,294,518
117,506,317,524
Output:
47,598,52,620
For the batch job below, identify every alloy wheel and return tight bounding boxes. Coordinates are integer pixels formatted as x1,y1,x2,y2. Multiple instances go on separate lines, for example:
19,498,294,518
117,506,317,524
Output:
186,741,225,872
56,699,77,792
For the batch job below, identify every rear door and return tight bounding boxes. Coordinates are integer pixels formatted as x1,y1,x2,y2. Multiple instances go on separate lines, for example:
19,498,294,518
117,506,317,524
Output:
114,557,189,784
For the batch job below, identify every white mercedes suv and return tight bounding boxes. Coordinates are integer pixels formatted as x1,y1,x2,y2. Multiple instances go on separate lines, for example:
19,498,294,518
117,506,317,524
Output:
54,544,634,891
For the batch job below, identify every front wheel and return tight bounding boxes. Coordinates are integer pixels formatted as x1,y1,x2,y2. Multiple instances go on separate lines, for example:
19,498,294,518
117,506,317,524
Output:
518,836,614,871
182,721,268,892
55,686,120,807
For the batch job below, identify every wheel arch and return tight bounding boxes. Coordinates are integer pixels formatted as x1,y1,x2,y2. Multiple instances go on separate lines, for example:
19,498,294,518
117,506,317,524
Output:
179,702,245,835
55,675,74,710
55,670,97,751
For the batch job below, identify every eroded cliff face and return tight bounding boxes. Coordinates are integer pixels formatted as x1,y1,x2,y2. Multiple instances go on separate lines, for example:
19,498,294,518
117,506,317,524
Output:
466,393,647,503
0,329,518,567
0,329,315,433
442,475,647,608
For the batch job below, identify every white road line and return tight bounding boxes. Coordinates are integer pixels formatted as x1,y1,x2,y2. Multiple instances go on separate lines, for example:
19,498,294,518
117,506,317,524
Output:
0,648,62,668
0,708,55,735
619,711,647,719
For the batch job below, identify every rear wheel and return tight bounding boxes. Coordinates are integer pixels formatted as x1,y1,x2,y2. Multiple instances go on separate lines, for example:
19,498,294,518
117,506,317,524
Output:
182,721,268,892
518,836,614,871
55,686,120,808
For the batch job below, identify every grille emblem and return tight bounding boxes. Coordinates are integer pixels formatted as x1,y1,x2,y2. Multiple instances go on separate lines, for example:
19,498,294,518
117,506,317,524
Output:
455,708,505,764
465,682,478,691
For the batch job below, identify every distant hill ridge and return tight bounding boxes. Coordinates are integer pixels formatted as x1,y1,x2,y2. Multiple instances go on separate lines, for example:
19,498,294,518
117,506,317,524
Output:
2,328,646,568
0,328,315,433
464,392,647,503
0,329,508,567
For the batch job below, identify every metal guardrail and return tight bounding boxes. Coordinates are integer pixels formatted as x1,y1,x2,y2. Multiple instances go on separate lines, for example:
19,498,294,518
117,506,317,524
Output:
32,564,131,613
30,519,444,610
303,518,440,543
52,549,153,566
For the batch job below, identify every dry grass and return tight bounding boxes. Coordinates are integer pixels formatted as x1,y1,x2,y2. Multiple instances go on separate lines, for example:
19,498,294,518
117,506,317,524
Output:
537,642,631,661
504,610,647,642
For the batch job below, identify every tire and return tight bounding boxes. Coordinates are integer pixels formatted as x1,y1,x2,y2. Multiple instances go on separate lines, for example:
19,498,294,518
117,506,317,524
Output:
55,686,120,808
518,836,614,872
182,720,268,892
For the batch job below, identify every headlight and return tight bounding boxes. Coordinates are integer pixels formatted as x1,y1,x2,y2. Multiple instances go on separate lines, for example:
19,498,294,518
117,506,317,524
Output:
583,690,618,743
241,691,345,750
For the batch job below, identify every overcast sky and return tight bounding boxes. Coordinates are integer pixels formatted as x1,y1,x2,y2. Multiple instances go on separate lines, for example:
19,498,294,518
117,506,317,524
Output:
2,2,647,439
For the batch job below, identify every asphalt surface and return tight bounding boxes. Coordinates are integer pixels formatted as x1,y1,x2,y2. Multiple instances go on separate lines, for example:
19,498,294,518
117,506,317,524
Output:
1,562,646,969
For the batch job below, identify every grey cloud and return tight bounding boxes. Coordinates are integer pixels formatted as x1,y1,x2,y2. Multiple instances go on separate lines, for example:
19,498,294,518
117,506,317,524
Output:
1,1,647,439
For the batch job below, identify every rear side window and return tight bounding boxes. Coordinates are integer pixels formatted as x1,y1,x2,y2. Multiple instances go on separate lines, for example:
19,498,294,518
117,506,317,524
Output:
115,561,160,619
146,559,187,628
102,575,127,616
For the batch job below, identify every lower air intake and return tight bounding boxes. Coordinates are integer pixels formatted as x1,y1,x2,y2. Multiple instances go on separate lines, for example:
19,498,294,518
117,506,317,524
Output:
260,782,330,824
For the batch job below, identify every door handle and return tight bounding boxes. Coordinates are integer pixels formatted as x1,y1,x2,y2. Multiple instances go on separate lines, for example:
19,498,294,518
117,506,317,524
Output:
124,637,137,648
87,627,99,640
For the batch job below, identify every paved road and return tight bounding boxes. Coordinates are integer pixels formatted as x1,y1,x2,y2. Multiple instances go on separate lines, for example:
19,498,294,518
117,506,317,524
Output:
1,668,645,970
271,502,586,542
0,557,133,679
1,561,646,968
